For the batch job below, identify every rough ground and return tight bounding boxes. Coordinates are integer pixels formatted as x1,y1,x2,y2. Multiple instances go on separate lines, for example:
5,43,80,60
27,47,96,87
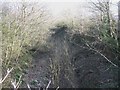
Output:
22,51,51,88
22,26,118,88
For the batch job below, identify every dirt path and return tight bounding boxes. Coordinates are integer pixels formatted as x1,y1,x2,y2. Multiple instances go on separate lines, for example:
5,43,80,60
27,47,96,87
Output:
22,46,118,88
21,26,118,88
22,51,51,88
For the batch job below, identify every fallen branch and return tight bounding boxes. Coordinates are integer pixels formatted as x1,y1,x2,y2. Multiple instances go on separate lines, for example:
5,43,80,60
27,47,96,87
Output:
85,43,118,68
70,40,118,68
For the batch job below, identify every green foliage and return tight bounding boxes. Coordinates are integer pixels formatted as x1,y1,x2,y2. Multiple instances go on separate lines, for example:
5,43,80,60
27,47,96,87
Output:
99,15,118,51
102,35,118,49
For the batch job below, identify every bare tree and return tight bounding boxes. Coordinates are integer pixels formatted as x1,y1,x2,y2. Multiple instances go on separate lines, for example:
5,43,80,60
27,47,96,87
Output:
90,0,116,38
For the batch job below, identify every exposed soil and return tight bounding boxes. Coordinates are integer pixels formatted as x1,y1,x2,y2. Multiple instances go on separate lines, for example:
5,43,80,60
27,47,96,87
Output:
22,26,118,88
22,51,51,88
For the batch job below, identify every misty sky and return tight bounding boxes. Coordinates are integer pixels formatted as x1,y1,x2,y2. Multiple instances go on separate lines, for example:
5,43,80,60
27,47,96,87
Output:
45,1,119,19
0,0,120,19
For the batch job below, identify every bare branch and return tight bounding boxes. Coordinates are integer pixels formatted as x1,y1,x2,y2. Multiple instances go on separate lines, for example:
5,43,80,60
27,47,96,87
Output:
11,75,22,90
69,39,118,68
27,83,31,90
46,80,51,90
0,68,13,84
85,43,118,68
56,86,59,90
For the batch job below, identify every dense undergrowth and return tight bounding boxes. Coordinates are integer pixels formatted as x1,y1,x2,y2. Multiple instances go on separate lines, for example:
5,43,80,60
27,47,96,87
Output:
0,1,119,88
0,2,51,87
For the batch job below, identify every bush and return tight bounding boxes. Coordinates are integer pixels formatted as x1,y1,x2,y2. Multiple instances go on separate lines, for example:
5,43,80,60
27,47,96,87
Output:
1,2,50,87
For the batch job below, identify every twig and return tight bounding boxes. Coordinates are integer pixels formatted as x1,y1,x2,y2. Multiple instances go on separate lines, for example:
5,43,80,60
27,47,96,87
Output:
0,68,13,84
103,65,112,72
27,83,31,90
16,75,22,89
11,80,17,90
56,86,59,90
85,43,118,68
70,39,118,68
46,80,51,90
11,75,22,90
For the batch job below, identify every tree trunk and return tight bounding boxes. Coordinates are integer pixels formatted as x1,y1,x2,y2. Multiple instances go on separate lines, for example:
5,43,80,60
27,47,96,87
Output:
118,2,120,40
118,2,120,52
118,1,120,88
106,1,111,36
